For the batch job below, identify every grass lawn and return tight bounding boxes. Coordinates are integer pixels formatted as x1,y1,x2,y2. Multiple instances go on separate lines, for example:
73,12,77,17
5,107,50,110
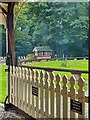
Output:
27,60,88,80
0,65,7,103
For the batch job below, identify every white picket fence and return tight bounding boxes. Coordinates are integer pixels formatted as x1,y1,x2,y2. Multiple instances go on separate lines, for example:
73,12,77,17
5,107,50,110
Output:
9,66,89,119
0,57,6,64
18,56,27,60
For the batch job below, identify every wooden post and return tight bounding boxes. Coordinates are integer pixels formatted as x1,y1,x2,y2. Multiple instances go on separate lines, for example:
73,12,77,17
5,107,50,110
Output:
7,3,15,103
7,3,15,65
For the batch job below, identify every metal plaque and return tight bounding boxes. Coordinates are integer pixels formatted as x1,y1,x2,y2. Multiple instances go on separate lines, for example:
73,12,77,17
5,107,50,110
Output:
32,86,38,96
71,99,82,114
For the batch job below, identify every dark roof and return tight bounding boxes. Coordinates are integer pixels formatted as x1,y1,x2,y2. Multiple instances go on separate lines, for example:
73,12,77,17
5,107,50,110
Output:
33,46,53,52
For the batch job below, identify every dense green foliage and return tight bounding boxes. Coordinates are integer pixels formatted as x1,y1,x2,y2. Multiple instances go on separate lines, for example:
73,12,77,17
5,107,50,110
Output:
14,2,89,57
0,2,89,57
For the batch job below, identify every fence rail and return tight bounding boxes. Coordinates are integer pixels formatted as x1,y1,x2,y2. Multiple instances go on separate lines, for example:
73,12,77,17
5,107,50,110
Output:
19,65,89,74
18,56,89,64
9,65,89,118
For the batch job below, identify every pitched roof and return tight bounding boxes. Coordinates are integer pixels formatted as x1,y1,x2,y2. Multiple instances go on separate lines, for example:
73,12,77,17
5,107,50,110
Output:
33,46,53,52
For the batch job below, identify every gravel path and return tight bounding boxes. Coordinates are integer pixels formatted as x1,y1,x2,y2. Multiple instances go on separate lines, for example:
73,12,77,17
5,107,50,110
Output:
0,103,26,120
0,101,89,119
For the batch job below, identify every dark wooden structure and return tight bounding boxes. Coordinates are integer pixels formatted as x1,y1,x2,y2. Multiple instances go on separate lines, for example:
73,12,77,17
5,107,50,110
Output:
0,2,14,65
0,1,27,65
0,1,34,119
33,46,53,60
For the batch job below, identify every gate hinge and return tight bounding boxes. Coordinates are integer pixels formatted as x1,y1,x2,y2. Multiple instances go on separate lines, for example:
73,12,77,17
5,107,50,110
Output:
5,68,10,72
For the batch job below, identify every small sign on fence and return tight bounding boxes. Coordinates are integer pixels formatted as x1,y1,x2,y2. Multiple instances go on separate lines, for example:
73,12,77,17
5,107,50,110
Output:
32,86,38,96
71,99,82,114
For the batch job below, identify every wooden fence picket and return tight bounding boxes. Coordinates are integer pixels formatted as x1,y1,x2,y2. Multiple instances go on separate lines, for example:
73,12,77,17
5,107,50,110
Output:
70,76,76,118
10,66,13,103
31,70,35,118
15,67,17,106
55,74,61,118
23,68,25,111
62,75,68,118
15,67,18,107
24,68,28,113
40,71,44,118
27,68,31,115
17,67,20,107
44,72,49,118
49,72,54,118
19,67,22,109
78,77,85,118
13,66,15,105
21,68,24,110
30,69,32,115
36,71,39,118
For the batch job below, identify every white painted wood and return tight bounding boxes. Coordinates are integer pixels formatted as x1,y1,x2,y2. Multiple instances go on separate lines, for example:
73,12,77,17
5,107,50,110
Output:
40,71,44,118
9,66,88,119
78,77,85,118
55,74,61,118
31,70,35,118
62,75,68,118
49,72,54,118
10,66,12,103
36,71,39,118
21,68,24,110
27,68,31,115
44,72,49,118
70,76,76,118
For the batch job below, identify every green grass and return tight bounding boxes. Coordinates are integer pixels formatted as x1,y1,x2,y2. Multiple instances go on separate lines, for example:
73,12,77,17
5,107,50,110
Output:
27,60,88,80
27,60,88,91
0,65,7,103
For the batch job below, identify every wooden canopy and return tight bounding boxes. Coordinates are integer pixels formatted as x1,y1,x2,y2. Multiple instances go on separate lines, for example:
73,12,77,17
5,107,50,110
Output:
0,1,27,65
0,3,8,26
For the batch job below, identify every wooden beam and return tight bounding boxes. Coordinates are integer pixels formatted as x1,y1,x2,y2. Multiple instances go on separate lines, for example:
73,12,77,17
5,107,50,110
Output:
0,12,7,26
9,2,15,13
7,3,15,65
14,0,28,27
0,4,7,15
7,2,15,103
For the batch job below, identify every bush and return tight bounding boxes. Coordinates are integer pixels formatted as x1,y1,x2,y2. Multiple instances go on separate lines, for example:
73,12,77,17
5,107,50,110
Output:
60,60,67,67
26,54,34,60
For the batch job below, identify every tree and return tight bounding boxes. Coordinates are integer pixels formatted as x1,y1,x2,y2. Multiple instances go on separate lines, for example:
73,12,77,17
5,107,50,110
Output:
12,2,89,57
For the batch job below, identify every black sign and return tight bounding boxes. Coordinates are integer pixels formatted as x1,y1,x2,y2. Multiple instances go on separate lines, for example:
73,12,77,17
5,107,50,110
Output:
71,99,82,114
32,86,38,96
